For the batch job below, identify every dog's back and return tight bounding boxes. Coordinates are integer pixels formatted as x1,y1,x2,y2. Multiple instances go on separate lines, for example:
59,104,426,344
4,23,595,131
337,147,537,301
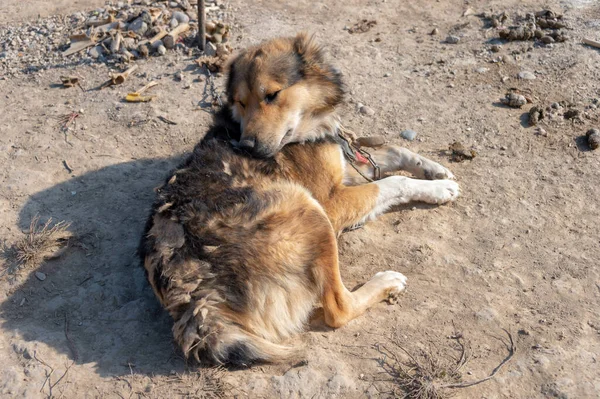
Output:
140,120,338,365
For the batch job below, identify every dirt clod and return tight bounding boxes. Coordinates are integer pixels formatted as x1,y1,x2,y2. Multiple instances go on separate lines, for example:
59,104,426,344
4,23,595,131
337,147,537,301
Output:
529,105,545,126
587,128,600,150
501,92,527,108
347,19,377,34
563,109,580,120
449,141,477,162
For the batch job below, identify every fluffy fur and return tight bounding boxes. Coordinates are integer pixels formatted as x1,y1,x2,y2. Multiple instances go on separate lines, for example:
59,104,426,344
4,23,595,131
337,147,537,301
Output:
140,34,459,366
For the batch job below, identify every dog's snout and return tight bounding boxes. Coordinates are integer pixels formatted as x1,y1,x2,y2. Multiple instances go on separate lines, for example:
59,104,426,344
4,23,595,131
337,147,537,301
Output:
238,138,256,151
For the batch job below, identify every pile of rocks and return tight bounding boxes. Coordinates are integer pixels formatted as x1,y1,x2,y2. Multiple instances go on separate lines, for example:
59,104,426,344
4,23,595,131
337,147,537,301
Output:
0,0,230,77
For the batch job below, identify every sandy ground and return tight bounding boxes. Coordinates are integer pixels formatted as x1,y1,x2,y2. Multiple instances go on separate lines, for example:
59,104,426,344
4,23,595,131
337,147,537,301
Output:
1,0,600,398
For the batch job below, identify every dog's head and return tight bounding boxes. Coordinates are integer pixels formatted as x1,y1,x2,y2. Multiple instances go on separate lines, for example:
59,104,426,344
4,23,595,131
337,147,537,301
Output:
226,33,344,158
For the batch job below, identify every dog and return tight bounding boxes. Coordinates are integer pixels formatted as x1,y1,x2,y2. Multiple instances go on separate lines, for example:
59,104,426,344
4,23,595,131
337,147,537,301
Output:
140,33,459,366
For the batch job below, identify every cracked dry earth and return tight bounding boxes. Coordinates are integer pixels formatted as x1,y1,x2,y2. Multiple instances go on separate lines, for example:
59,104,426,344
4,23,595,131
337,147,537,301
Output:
1,0,600,398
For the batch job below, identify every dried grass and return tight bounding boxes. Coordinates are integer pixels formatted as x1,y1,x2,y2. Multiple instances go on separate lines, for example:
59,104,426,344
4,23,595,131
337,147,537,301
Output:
1,215,71,275
374,330,515,399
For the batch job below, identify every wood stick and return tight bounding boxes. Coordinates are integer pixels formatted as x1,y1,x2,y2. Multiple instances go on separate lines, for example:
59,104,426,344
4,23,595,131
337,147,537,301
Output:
583,38,600,49
198,0,206,51
110,32,122,54
163,23,190,49
85,15,114,27
137,28,168,48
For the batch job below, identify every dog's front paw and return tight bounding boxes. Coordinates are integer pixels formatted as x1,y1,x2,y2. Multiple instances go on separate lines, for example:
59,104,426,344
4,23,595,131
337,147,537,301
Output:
372,271,408,303
418,180,460,204
420,159,455,180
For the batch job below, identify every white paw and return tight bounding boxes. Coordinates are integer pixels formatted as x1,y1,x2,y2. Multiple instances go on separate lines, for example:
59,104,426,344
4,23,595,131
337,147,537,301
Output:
420,159,455,180
372,271,408,302
424,180,460,204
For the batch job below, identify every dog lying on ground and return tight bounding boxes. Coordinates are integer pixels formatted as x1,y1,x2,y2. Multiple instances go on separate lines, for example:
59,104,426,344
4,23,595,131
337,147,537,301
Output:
140,33,459,366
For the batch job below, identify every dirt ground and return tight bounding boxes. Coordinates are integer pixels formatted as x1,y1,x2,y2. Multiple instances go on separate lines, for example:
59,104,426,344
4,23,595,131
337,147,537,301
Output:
1,0,600,398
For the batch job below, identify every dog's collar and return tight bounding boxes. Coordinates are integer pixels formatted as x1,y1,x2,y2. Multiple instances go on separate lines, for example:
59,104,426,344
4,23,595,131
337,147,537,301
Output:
333,127,381,181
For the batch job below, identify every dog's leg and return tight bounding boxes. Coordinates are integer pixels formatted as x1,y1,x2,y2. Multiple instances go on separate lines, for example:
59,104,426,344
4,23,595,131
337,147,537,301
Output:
343,145,454,185
323,176,459,231
315,226,408,328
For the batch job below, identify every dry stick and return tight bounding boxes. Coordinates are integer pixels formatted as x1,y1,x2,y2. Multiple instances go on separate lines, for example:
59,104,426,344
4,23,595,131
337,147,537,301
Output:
582,38,600,49
50,361,74,391
34,353,55,394
441,329,516,389
198,0,206,51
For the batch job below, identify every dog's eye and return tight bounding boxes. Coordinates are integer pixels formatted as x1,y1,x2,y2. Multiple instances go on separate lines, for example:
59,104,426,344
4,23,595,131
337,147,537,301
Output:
265,91,280,104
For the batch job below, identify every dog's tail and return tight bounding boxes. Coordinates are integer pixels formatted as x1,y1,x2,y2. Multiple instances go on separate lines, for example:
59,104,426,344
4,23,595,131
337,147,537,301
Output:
172,294,300,366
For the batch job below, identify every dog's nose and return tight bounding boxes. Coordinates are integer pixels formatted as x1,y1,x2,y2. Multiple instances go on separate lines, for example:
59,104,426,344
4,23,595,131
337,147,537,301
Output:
238,138,256,151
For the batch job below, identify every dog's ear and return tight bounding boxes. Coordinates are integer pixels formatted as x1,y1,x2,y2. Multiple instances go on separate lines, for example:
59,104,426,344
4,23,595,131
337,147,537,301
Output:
225,51,245,104
293,33,325,68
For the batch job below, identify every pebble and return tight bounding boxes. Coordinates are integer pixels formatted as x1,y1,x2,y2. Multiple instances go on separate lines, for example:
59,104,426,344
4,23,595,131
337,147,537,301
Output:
172,11,190,24
430,28,439,35
157,45,167,56
475,67,488,74
400,129,417,141
204,41,217,57
491,44,501,52
35,271,46,281
446,35,460,44
128,18,148,36
587,128,600,150
89,45,104,59
518,71,536,80
169,18,179,29
383,72,391,77
535,127,548,137
359,105,375,116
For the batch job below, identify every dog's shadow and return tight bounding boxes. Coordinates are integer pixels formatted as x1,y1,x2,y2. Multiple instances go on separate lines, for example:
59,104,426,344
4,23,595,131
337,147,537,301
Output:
1,156,189,377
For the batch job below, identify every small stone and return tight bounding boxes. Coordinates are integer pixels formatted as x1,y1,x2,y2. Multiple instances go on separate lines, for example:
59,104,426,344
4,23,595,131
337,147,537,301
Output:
157,45,167,56
152,39,164,50
400,129,417,141
586,128,600,150
446,35,460,44
491,44,501,52
89,45,104,59
535,127,548,137
359,105,375,116
169,1,178,7
541,36,555,44
174,71,183,81
128,18,148,36
383,72,391,77
204,41,217,57
35,271,46,281
172,11,190,24
430,28,439,35
169,18,179,29
475,67,488,74
518,71,536,80
501,76,510,83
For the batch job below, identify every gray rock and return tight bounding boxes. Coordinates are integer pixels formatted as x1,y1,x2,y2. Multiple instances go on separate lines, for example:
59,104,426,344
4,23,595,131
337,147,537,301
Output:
172,11,190,24
400,129,417,141
446,35,460,44
491,44,501,52
359,105,375,116
89,45,104,59
518,70,536,80
35,271,46,281
128,18,148,36
204,41,217,57
170,18,179,29
475,67,489,74
151,39,164,50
